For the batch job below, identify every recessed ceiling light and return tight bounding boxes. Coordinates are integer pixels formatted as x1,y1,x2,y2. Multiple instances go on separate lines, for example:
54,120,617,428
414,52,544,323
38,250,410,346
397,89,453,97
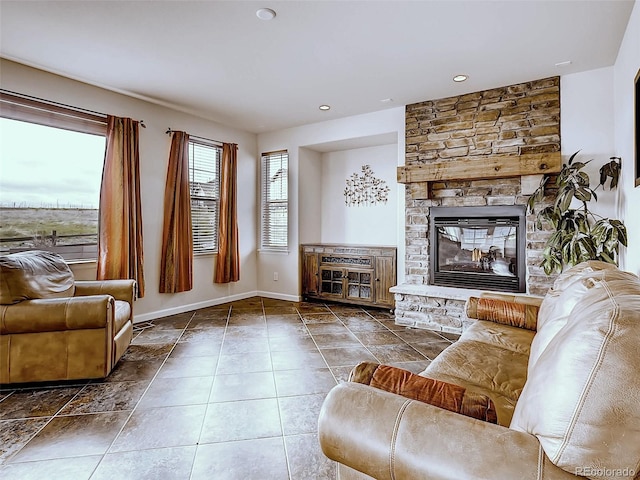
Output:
555,60,572,67
256,8,276,20
319,105,331,111
380,98,393,103
453,75,468,82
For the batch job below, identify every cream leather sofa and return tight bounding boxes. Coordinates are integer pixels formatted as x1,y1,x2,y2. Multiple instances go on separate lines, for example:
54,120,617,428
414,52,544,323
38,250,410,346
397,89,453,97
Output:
0,250,135,384
319,261,640,480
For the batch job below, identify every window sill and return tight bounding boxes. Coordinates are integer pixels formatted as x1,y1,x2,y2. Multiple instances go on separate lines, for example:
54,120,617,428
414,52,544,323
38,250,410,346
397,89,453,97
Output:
195,251,217,257
66,259,97,266
258,248,290,255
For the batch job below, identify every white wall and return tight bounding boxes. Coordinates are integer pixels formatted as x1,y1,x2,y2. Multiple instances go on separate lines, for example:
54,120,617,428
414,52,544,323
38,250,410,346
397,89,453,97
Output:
257,107,405,300
0,59,259,321
298,147,323,245
614,0,640,275
320,144,398,245
561,67,618,219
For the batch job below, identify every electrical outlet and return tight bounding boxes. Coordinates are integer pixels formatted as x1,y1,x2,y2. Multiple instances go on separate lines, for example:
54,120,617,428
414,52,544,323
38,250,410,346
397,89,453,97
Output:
273,272,279,281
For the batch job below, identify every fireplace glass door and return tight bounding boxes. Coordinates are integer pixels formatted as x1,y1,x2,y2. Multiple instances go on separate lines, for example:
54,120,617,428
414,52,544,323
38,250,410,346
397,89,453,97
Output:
429,206,526,292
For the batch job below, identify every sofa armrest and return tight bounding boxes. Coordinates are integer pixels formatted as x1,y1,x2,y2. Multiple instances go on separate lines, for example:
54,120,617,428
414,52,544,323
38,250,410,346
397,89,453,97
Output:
74,280,136,305
466,293,542,331
319,383,578,480
0,295,115,334
479,292,544,307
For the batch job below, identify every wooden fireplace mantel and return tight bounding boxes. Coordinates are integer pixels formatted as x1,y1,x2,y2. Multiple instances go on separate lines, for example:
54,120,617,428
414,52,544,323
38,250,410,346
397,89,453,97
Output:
397,152,561,184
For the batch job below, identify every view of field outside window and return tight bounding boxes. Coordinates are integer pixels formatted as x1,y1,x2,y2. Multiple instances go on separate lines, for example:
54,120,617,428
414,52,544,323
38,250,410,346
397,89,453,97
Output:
0,118,106,260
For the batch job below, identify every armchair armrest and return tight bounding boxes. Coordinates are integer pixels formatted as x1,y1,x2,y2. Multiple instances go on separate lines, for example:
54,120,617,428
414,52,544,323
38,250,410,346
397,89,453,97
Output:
74,280,136,305
0,295,114,334
319,383,577,480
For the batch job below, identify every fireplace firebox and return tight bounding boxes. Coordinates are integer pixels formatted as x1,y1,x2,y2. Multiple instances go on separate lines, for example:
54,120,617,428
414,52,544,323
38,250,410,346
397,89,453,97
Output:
429,206,526,293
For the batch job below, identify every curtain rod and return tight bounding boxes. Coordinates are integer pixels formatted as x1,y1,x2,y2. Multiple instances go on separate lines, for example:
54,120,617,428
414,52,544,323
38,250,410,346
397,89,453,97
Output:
166,128,224,146
0,89,146,127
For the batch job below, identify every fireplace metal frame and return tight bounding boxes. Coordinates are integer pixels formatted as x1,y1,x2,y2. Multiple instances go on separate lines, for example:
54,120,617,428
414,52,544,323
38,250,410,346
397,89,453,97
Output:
429,205,526,293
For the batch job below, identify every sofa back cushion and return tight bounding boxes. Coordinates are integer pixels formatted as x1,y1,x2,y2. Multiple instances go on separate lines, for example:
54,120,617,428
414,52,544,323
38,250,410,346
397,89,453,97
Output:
528,261,618,373
510,268,640,476
0,250,75,304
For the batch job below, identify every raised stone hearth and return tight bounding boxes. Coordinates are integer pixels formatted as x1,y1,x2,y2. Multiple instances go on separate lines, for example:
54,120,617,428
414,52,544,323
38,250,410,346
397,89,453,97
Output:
395,77,561,333
391,284,484,333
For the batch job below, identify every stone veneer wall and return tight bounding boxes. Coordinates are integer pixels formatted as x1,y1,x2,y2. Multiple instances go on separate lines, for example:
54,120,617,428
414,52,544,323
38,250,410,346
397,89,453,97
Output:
396,77,561,332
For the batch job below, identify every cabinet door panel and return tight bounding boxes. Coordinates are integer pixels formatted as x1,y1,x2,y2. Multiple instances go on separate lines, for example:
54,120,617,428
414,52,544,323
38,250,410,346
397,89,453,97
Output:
302,252,319,295
375,255,395,307
345,269,374,303
320,267,344,299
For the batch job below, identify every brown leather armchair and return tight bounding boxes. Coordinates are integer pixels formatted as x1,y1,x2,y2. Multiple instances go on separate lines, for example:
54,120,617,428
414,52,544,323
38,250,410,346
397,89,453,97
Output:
0,250,135,384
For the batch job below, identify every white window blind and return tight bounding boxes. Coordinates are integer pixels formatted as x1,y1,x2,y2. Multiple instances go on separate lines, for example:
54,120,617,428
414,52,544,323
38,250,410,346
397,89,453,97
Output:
261,150,288,249
189,140,221,253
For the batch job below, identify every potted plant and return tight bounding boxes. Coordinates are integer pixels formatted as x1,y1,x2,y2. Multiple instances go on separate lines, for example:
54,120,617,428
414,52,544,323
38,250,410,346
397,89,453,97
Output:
527,151,627,275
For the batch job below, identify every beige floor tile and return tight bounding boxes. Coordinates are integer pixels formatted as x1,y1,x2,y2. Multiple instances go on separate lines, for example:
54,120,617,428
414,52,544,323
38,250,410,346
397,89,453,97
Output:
109,405,207,453
209,371,277,402
191,437,288,480
200,398,282,443
0,455,102,480
10,412,130,462
91,446,196,480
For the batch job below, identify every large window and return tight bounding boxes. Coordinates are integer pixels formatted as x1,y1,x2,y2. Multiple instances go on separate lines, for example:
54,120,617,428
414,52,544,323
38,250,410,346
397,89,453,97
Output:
189,140,221,253
261,150,288,249
0,91,106,260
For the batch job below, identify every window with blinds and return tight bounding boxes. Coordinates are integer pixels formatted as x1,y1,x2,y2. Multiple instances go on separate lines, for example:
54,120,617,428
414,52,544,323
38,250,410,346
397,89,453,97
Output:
189,140,221,254
261,150,288,249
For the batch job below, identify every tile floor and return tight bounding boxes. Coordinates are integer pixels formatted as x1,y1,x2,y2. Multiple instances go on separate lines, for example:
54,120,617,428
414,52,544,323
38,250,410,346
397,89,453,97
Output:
0,297,457,480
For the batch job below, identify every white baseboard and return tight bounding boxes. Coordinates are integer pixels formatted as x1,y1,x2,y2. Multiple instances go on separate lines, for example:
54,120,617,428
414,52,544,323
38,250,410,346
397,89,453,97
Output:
256,291,301,302
133,290,259,323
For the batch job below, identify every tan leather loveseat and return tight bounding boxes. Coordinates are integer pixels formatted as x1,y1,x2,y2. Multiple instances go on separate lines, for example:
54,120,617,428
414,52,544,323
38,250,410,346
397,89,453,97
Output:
319,261,640,479
0,250,135,384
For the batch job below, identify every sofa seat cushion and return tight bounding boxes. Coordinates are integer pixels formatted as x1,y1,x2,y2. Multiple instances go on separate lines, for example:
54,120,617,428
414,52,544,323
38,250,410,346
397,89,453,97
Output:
462,320,535,356
510,269,640,476
0,250,75,305
114,300,131,332
423,335,530,427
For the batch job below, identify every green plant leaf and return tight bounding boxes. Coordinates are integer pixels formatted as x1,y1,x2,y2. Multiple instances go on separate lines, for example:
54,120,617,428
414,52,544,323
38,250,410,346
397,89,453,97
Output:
568,150,580,165
576,171,590,186
574,188,592,202
598,251,615,264
528,151,626,276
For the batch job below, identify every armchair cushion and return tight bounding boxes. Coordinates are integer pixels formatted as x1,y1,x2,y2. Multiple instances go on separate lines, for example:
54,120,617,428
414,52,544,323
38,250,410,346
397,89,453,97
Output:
0,296,114,334
0,250,74,304
350,362,497,423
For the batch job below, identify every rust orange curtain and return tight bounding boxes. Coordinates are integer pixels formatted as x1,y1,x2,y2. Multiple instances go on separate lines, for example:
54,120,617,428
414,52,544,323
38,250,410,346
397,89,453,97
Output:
97,115,145,297
215,143,240,283
159,131,193,293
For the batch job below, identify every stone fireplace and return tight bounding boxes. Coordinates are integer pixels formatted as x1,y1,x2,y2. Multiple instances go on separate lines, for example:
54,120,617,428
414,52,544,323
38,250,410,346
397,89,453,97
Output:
391,77,561,333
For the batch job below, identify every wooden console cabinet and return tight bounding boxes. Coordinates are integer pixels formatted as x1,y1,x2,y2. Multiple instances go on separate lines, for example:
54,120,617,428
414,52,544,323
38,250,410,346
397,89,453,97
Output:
301,244,397,310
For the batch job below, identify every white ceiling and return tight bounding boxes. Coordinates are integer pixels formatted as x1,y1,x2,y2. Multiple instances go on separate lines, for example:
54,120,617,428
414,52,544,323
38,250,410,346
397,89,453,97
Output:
0,1,635,134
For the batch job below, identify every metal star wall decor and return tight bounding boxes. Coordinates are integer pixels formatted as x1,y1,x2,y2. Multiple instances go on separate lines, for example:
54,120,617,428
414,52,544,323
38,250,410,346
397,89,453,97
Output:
344,164,390,207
